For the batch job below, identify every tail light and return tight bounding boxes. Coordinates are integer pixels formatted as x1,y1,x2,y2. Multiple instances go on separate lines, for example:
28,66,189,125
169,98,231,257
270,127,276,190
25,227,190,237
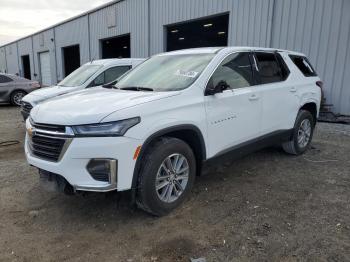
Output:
32,82,41,88
316,81,323,89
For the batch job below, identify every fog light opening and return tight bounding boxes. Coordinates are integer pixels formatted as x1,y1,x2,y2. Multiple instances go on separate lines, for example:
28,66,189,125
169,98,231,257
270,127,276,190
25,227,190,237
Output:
87,159,117,184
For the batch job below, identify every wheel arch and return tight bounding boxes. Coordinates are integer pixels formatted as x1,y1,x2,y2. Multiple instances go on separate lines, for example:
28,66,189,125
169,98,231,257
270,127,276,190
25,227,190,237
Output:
300,102,318,125
131,124,206,197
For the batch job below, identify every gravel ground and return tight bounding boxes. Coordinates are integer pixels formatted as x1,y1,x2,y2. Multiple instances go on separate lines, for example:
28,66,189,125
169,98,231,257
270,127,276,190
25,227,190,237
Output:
0,105,349,262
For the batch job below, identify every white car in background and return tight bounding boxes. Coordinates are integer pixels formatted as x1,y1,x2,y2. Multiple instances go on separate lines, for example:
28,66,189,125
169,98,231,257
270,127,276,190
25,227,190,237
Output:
20,58,145,120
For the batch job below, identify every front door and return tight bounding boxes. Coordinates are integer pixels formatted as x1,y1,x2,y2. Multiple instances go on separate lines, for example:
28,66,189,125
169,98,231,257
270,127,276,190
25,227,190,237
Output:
204,52,262,157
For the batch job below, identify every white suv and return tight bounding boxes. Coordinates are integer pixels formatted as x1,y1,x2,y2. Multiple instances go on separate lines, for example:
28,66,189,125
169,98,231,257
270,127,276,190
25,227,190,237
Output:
21,58,145,120
25,47,322,216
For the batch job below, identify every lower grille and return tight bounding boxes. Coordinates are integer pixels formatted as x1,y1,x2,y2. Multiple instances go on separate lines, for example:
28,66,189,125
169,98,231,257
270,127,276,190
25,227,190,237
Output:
21,101,33,114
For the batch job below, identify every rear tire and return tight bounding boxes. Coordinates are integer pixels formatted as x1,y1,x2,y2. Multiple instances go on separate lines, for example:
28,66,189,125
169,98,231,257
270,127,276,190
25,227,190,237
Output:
10,90,26,106
136,137,196,216
282,110,315,155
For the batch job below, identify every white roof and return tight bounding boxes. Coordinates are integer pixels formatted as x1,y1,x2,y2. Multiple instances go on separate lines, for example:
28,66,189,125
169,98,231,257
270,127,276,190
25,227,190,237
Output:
158,46,305,57
84,58,145,66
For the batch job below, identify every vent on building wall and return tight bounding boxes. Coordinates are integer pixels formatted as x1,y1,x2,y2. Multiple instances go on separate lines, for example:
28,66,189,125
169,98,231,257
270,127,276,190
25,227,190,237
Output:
107,8,117,28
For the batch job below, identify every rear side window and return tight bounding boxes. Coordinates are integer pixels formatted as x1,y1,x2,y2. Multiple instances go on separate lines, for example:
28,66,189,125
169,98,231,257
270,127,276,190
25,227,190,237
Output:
254,52,289,84
289,55,317,77
0,75,13,83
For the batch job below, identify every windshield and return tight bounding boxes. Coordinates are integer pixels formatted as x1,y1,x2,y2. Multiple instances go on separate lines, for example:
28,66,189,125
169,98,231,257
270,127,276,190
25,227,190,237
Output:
115,54,215,91
58,64,102,87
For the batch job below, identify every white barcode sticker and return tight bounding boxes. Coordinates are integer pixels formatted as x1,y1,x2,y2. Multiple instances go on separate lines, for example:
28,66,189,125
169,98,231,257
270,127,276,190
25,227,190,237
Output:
175,69,199,78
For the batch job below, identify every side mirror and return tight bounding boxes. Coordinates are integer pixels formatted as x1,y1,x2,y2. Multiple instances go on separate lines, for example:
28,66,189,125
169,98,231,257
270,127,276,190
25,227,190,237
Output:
87,82,96,88
102,83,113,89
205,80,230,96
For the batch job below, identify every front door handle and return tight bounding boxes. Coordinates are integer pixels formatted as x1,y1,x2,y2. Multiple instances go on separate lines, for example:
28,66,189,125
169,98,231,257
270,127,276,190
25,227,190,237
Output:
249,94,259,101
290,87,297,93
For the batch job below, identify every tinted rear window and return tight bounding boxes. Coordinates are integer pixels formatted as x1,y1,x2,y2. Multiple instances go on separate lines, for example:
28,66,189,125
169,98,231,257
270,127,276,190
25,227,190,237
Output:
289,55,317,77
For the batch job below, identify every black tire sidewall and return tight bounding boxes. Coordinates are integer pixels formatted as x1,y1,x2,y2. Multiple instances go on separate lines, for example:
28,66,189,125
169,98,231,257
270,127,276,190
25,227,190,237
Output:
292,110,314,154
138,138,196,215
10,91,26,106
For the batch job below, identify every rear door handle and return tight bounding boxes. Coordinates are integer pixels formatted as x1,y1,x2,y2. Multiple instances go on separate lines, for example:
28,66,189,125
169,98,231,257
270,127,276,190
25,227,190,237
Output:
290,87,297,93
249,94,259,101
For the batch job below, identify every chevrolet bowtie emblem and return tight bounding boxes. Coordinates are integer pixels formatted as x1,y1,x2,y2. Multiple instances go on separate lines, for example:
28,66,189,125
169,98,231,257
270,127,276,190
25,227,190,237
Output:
27,127,35,137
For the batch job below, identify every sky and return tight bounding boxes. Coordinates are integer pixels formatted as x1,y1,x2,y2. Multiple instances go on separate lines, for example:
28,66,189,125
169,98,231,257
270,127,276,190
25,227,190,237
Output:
0,0,112,46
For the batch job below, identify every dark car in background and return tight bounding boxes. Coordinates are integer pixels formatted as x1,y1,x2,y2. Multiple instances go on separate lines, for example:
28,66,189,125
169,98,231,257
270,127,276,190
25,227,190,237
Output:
0,73,40,106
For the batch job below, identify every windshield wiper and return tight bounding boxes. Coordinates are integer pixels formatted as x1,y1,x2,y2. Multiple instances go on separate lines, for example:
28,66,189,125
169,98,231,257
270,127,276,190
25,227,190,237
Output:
120,86,154,92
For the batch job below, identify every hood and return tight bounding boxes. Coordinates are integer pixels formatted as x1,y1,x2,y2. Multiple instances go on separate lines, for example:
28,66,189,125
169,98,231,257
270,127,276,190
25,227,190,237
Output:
22,85,80,105
31,88,180,125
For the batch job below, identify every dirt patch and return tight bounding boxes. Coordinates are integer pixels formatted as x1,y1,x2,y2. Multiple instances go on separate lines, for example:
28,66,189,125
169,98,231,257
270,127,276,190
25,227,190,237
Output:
0,105,349,261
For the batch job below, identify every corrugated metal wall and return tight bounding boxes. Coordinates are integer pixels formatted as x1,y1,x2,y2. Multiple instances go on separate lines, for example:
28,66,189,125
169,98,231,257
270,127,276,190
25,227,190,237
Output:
32,29,57,84
89,0,149,59
54,16,90,81
271,0,350,116
149,0,274,54
17,37,35,79
0,0,349,114
4,43,19,75
0,47,6,73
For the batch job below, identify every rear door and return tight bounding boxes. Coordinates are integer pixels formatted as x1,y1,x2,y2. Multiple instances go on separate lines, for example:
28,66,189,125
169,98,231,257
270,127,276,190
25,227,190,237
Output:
205,52,263,157
253,52,298,134
39,52,52,87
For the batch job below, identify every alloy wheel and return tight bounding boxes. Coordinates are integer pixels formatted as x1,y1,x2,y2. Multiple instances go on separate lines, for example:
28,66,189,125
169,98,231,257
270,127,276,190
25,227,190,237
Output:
155,153,189,203
297,119,312,148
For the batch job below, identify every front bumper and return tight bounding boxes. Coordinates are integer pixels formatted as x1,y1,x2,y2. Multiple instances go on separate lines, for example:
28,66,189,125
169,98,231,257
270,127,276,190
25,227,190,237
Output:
25,134,142,192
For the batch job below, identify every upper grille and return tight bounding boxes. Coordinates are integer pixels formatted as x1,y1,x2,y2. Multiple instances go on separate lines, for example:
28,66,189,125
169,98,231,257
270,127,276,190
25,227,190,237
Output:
32,122,66,133
28,120,72,162
29,135,66,162
21,101,33,114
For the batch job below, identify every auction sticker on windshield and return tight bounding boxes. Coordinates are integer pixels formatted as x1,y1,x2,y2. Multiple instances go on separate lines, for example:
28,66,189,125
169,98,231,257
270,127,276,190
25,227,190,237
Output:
175,69,199,78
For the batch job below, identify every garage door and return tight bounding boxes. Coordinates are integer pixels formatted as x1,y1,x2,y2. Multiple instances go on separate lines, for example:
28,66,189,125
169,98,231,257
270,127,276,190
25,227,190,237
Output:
39,51,52,86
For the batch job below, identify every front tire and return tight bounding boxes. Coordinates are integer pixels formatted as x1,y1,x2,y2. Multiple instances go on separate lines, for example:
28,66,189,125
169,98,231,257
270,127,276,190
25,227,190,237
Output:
282,110,315,155
10,90,26,106
136,137,196,216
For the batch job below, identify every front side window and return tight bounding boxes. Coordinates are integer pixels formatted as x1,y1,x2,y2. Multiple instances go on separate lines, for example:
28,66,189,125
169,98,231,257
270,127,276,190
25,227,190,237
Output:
209,52,254,90
115,54,215,91
93,73,105,86
58,64,102,87
0,75,13,84
105,66,131,83
91,66,131,87
255,52,285,84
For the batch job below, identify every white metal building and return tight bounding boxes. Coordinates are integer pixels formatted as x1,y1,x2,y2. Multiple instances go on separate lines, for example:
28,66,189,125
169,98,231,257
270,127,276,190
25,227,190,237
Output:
0,0,349,115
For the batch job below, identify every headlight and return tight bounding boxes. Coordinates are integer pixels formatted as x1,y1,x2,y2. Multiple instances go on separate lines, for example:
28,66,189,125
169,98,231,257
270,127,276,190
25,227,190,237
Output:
72,117,140,137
